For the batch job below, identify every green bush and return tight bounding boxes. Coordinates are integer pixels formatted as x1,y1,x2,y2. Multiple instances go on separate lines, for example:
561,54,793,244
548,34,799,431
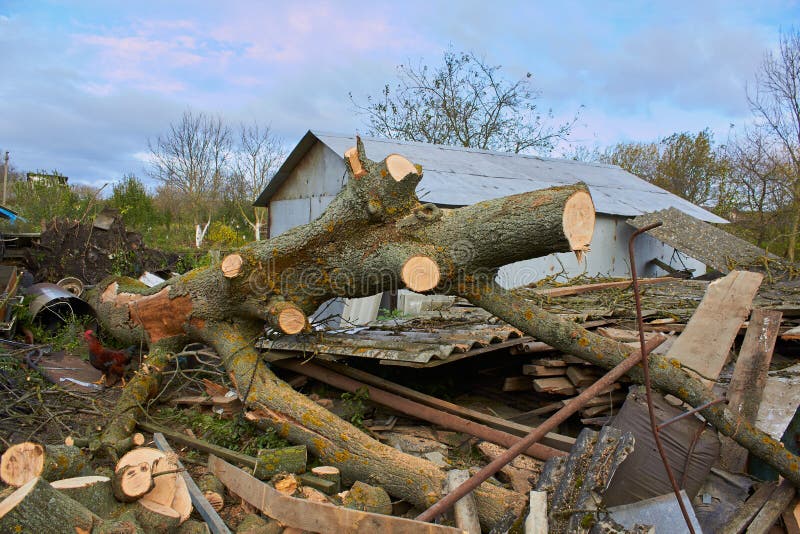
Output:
205,221,246,248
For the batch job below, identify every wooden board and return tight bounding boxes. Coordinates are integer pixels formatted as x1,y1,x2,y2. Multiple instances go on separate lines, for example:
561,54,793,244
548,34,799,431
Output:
522,365,566,377
208,455,462,534
718,309,782,472
533,277,674,298
533,377,577,396
666,271,763,388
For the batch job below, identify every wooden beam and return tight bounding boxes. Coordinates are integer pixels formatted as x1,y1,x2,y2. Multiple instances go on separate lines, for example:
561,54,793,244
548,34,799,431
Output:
208,455,462,534
151,433,231,534
304,360,575,451
747,479,796,534
718,309,782,472
721,481,778,533
532,276,674,298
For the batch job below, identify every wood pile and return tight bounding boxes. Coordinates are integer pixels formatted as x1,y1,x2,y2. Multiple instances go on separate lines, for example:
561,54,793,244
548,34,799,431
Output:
0,443,192,533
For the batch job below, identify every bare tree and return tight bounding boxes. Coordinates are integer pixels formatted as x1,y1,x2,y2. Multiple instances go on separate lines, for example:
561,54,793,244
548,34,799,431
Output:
148,110,231,240
351,49,578,154
747,28,800,260
231,123,285,240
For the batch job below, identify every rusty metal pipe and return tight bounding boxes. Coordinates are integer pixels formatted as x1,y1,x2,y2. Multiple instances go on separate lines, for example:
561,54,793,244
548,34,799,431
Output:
656,398,726,431
629,222,696,534
278,359,566,460
415,334,666,524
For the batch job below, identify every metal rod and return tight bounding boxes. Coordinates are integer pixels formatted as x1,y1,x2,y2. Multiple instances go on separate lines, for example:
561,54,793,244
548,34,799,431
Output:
629,222,696,534
415,334,666,524
656,398,726,431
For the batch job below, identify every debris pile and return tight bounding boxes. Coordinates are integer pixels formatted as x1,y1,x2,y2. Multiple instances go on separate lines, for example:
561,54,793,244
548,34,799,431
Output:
4,143,800,533
24,212,176,284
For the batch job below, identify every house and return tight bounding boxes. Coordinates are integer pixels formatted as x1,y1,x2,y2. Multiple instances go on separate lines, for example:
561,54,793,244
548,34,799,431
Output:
255,131,725,323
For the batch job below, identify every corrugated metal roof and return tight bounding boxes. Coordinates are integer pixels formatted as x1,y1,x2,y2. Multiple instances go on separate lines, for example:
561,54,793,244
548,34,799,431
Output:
256,321,528,367
256,130,726,223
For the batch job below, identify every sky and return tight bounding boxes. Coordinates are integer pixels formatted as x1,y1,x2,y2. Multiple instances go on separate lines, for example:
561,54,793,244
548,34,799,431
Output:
0,0,796,188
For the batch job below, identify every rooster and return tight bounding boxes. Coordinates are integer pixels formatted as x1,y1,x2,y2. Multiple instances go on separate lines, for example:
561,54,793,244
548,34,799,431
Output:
83,330,134,387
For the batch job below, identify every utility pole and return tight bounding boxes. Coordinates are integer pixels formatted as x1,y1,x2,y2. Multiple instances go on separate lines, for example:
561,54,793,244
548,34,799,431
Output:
2,151,8,205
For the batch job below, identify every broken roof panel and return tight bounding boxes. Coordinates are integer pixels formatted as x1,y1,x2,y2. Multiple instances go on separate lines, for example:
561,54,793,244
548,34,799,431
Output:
256,131,726,223
256,322,526,367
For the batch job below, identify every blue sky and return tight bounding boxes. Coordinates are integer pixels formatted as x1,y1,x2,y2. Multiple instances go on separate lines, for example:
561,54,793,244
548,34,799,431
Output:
0,1,796,188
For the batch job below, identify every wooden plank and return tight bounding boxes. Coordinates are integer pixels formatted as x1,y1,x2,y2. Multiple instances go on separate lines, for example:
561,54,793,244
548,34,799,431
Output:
533,359,567,367
666,271,763,388
522,365,566,377
151,433,231,534
718,309,782,472
533,277,674,298
533,377,577,396
721,481,778,534
747,479,796,534
207,455,462,534
565,366,596,387
503,376,533,392
304,360,575,451
445,470,480,534
781,497,800,534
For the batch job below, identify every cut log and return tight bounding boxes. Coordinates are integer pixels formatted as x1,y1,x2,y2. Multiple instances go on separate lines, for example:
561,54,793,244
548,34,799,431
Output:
401,255,440,292
342,481,393,515
273,473,299,496
115,432,147,456
385,153,418,181
254,445,307,479
51,476,120,518
445,469,481,534
135,499,182,532
299,473,337,495
266,300,307,335
533,377,577,396
198,473,225,511
221,253,243,278
150,432,219,532
310,466,340,494
718,309,782,473
0,477,98,533
344,146,367,179
113,461,155,502
0,442,89,487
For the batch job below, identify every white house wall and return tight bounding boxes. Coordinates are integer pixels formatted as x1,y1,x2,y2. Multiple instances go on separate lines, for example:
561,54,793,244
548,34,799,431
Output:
496,215,706,289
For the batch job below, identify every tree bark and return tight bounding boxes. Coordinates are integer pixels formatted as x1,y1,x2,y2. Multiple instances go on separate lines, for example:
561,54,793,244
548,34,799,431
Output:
88,136,800,528
0,477,100,533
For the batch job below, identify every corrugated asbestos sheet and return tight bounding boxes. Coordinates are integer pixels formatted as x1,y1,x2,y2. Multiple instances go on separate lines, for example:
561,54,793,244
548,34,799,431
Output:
256,323,528,367
256,130,726,223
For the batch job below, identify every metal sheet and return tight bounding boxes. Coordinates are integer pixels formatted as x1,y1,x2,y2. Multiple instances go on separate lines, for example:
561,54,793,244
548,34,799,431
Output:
607,491,703,534
307,132,725,222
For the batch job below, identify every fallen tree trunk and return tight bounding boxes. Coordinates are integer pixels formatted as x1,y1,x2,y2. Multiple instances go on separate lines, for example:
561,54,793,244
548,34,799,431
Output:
88,137,800,529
